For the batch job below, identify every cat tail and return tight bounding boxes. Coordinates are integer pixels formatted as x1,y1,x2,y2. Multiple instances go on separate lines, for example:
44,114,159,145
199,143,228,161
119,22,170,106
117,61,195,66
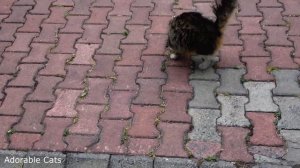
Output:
213,0,237,29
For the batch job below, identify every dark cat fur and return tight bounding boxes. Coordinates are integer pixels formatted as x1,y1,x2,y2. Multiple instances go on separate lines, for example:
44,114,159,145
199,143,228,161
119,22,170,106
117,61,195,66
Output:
166,0,237,68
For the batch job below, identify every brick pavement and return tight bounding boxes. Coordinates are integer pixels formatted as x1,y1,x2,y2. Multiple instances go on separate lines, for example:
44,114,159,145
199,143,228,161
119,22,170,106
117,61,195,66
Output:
0,0,300,167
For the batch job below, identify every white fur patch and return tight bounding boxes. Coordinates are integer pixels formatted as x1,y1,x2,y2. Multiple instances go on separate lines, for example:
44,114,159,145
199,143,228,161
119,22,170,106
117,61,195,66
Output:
170,53,178,60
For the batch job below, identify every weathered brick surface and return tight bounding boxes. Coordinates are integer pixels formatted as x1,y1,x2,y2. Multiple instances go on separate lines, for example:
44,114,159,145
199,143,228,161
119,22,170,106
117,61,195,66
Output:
33,117,72,151
260,8,285,26
6,33,37,52
39,54,70,76
96,34,123,54
163,67,193,92
58,65,90,89
78,25,105,44
240,35,269,57
22,43,54,63
128,105,160,138
156,123,190,157
139,56,166,78
272,70,300,96
0,75,13,99
30,0,55,14
0,116,20,149
4,6,32,23
267,46,298,68
18,15,47,33
134,79,165,105
52,34,81,54
113,66,141,91
117,45,144,66
265,26,292,46
0,23,23,41
247,112,283,146
65,135,97,152
242,57,274,81
219,126,253,162
69,0,93,15
103,16,130,34
8,64,43,87
72,44,99,65
45,6,72,24
186,140,221,159
14,102,52,133
128,138,159,155
217,69,247,95
217,46,244,68
60,16,88,33
34,24,63,43
9,133,41,150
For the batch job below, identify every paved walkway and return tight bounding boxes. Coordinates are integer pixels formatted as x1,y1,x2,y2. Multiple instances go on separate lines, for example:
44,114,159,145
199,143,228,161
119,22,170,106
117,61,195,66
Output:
0,0,300,167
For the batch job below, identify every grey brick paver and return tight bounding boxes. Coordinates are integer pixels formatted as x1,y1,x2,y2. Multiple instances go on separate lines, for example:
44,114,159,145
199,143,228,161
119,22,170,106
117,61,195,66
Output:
188,108,221,142
274,97,300,129
272,70,300,96
217,69,248,95
189,80,220,108
280,130,300,164
217,95,250,127
109,155,153,168
66,153,109,168
154,157,197,168
244,82,278,112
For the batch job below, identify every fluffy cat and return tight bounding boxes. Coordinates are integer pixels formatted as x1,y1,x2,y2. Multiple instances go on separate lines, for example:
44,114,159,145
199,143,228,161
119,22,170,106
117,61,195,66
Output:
166,0,237,70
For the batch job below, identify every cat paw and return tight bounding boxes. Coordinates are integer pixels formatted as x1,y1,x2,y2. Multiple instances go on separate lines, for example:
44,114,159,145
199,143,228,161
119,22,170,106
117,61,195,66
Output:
170,53,178,60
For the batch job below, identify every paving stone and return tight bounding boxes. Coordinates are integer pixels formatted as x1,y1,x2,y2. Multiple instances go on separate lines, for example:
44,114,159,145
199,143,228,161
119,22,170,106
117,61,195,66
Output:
27,76,63,101
0,75,13,99
285,17,300,36
151,0,173,16
160,92,192,123
4,6,32,23
249,146,286,159
92,0,113,7
104,16,130,34
134,78,165,105
66,153,109,168
0,88,31,115
265,26,292,46
217,69,248,95
78,25,105,44
272,70,300,96
0,23,23,41
88,55,116,77
97,34,123,54
13,102,53,133
123,25,148,44
0,116,20,149
22,43,54,63
239,17,264,34
188,108,221,142
260,8,285,26
52,34,82,54
279,0,300,16
127,7,152,25
9,133,41,150
58,65,90,89
242,57,274,81
280,130,300,163
8,64,43,87
244,82,278,112
131,0,153,7
154,157,197,168
289,36,300,58
139,56,166,78
240,35,269,57
86,7,111,24
194,3,215,19
219,126,253,162
252,163,292,168
33,117,72,151
69,105,103,134
33,23,63,43
268,47,299,68
253,154,285,164
110,155,152,168
18,14,47,33
128,138,159,155
200,161,236,168
0,0,15,14
217,95,250,127
173,0,194,10
148,16,172,34
46,89,81,117
6,33,37,52
65,135,97,152
113,66,141,91
143,34,168,55
117,45,144,66
53,0,74,6
72,44,99,65
79,78,111,104
89,120,127,154
0,150,27,168
186,140,221,159
24,151,66,168
247,112,283,146
274,97,300,129
102,91,134,119
128,105,160,138
189,80,220,109
223,26,242,45
30,0,55,14
156,123,190,157
189,67,219,81
69,0,93,15
45,6,72,24
109,0,133,16
237,0,261,16
217,46,244,68
60,16,87,33
163,66,192,92
0,42,11,55
259,0,282,7
39,54,70,76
